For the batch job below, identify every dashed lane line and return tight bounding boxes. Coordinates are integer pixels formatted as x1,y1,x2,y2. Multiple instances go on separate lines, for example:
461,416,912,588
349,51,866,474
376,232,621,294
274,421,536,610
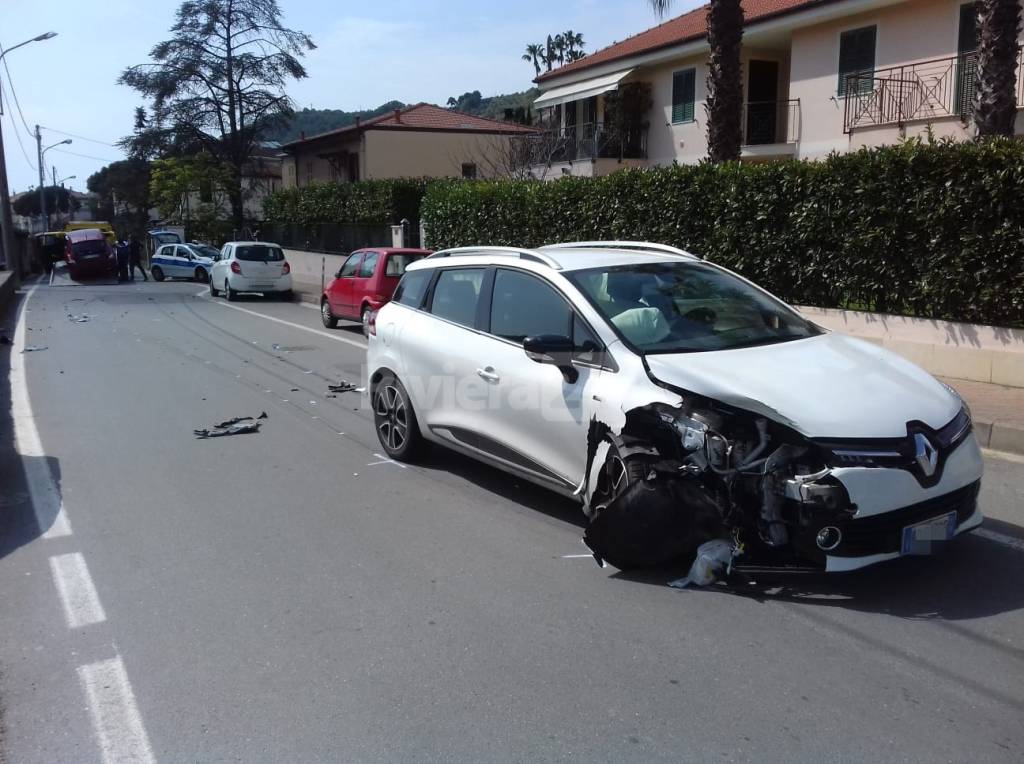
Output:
78,658,157,764
49,553,108,629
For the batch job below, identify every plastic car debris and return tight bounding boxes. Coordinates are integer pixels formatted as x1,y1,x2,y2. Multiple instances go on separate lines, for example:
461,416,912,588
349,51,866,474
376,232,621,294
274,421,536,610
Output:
194,412,268,439
22,345,48,352
67,314,90,323
668,539,737,589
327,381,358,393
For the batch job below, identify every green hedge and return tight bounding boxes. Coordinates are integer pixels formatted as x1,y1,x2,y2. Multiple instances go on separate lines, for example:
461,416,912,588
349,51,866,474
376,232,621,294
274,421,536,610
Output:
263,178,428,227
421,139,1024,327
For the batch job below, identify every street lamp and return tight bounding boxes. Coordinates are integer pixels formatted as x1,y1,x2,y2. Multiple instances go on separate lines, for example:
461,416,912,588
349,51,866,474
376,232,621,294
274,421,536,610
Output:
58,175,76,185
39,138,71,230
0,31,58,283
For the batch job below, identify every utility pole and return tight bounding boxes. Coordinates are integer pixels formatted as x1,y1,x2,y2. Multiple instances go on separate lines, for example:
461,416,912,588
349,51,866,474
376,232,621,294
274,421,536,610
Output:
0,97,18,287
0,32,57,285
35,125,46,232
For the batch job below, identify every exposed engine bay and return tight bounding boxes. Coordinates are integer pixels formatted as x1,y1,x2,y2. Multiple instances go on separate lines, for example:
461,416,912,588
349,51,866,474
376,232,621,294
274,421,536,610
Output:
581,398,855,578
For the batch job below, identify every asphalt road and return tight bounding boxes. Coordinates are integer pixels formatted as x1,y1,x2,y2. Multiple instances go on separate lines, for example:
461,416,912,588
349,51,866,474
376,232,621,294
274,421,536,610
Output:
1,269,1023,763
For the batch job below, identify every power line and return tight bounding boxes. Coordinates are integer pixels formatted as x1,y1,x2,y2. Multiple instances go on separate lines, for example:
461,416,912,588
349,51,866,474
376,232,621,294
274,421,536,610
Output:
0,51,37,139
0,84,37,171
39,125,116,147
50,147,122,163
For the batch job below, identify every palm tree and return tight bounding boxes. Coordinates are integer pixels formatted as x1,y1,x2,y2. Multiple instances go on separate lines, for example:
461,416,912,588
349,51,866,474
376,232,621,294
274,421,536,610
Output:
650,0,744,162
564,31,586,61
522,43,544,75
553,34,567,65
974,0,1022,136
544,34,555,71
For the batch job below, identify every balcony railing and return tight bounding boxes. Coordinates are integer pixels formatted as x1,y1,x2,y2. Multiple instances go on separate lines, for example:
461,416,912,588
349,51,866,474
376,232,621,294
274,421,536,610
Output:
842,52,981,132
742,99,801,146
538,121,649,164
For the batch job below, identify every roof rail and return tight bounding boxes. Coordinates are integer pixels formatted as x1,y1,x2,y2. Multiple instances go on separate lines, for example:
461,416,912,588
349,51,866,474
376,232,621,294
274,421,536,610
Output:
428,246,561,269
540,241,700,260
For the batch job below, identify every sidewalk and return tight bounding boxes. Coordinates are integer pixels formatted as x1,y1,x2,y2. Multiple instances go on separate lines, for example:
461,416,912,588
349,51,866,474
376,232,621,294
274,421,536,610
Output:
293,277,1024,455
940,377,1024,455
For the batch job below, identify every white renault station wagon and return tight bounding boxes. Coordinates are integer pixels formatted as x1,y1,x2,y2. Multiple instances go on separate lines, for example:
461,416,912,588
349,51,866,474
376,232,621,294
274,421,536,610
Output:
366,242,983,573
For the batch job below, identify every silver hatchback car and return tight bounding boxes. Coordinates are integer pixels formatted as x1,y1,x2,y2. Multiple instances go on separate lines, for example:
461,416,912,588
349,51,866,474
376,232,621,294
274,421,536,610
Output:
366,242,982,573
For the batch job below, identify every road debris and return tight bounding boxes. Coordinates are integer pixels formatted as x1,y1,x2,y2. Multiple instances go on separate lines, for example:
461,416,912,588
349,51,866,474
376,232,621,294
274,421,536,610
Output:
194,412,268,439
668,539,738,589
67,314,90,323
327,380,359,393
22,345,49,352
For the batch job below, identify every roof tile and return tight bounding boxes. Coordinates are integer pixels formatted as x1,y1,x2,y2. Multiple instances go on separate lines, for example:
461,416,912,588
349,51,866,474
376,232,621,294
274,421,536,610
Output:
537,0,828,82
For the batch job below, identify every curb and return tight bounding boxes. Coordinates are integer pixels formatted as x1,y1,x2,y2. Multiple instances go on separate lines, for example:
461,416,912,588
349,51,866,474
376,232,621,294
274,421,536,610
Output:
973,419,1024,457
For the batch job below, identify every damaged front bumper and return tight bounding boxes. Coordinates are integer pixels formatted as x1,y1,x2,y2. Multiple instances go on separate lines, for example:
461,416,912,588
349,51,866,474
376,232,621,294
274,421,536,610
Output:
582,399,985,576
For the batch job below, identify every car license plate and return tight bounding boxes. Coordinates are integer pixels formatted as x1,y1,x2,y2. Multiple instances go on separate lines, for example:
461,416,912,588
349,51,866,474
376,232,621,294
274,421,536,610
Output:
900,512,956,555
254,283,274,289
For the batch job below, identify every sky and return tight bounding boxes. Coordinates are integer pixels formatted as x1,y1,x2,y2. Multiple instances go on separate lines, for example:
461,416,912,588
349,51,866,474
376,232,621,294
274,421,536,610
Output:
1,0,702,195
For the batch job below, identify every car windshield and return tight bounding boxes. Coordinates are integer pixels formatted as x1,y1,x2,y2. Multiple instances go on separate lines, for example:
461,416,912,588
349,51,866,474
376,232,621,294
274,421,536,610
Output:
566,261,820,353
236,245,284,262
193,245,220,259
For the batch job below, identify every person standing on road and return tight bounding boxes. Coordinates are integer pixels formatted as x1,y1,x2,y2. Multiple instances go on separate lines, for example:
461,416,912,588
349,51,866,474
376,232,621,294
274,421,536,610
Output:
128,234,148,282
116,239,131,283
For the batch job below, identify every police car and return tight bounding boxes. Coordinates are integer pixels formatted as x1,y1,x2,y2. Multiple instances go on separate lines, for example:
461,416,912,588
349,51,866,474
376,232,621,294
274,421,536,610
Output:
150,242,221,283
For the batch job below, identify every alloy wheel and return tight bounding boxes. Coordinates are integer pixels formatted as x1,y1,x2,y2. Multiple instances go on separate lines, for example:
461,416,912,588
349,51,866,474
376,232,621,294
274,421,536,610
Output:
375,385,408,452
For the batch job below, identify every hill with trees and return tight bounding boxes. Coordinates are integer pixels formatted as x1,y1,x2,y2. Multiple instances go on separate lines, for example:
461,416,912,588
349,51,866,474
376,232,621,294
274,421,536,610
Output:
263,89,539,143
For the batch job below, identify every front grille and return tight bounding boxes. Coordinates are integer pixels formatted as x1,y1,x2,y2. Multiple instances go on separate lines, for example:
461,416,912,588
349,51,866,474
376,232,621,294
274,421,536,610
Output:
834,480,980,557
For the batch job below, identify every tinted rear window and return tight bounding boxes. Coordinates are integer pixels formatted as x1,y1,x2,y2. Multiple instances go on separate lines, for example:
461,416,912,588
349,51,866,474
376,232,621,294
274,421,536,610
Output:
236,245,284,262
72,240,107,256
385,254,425,277
429,268,485,328
393,270,432,308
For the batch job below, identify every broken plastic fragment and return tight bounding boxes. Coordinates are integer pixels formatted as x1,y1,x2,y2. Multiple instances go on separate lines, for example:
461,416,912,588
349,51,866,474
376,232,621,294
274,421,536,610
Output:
668,539,736,589
194,412,267,439
327,381,358,393
22,345,48,352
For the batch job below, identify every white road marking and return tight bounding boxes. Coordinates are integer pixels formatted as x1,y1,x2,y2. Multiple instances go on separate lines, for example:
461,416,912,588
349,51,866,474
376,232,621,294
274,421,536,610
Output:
49,553,107,628
366,453,407,469
11,283,73,538
206,296,368,349
973,527,1024,552
78,657,156,764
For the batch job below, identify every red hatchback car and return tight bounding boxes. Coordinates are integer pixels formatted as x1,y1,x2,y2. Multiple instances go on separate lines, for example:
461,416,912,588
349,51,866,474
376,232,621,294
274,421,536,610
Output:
321,248,431,333
65,228,117,280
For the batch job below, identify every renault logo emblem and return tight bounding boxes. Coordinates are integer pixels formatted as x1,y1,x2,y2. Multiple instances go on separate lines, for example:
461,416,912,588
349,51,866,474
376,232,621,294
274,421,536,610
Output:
914,433,938,477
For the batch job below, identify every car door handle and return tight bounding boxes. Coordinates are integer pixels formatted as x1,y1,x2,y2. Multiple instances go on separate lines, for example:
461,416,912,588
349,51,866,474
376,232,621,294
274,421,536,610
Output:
476,367,500,383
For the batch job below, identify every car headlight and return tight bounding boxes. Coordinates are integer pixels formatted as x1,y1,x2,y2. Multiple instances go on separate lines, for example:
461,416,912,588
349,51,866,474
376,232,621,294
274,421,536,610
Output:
939,381,971,418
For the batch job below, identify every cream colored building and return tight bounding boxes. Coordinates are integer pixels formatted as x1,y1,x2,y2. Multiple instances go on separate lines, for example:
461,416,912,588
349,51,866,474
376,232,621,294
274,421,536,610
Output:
280,103,538,188
531,0,1024,177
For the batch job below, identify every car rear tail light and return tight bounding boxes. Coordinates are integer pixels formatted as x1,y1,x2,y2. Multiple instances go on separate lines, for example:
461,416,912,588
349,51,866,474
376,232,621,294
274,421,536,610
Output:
282,261,290,274
368,309,378,336
230,261,242,274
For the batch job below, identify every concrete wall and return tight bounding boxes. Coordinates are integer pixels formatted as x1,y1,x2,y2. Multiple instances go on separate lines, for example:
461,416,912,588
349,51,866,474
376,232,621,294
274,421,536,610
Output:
800,305,1024,387
363,130,514,179
282,248,348,290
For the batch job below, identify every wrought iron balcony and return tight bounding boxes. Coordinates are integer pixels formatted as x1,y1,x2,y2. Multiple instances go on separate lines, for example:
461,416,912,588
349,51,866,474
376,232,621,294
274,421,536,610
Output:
842,52,980,133
742,99,801,146
539,122,649,164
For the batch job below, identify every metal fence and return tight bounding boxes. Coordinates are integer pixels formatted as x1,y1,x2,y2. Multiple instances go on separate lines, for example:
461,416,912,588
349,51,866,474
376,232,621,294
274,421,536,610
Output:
741,100,801,146
260,222,419,254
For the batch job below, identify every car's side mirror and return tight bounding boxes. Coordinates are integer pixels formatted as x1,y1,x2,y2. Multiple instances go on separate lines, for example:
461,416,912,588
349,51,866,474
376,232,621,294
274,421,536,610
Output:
523,334,578,383
335,269,344,279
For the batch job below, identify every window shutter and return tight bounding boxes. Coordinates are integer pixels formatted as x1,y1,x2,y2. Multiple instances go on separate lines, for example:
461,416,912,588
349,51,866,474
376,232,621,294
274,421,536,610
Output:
672,69,696,123
838,26,876,95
